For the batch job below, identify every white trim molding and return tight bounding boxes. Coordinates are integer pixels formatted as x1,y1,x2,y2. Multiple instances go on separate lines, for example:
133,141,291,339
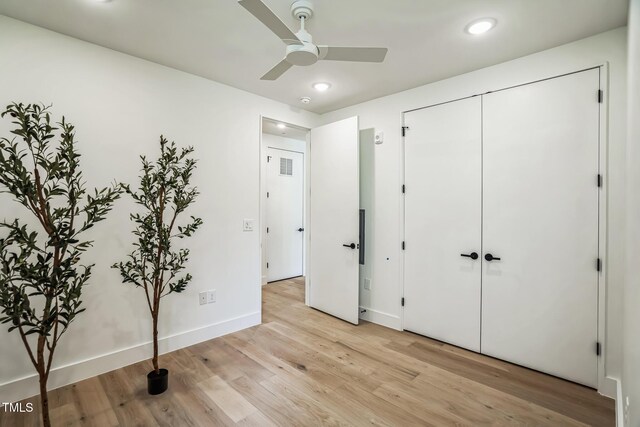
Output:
616,377,624,427
359,306,401,330
599,375,618,399
0,311,260,403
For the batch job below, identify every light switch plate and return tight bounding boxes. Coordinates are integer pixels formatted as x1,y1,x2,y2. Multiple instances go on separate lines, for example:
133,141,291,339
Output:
364,278,371,290
243,219,255,231
207,290,216,303
199,292,207,305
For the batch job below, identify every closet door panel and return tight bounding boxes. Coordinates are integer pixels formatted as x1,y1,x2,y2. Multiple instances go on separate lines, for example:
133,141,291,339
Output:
482,69,600,386
404,97,482,351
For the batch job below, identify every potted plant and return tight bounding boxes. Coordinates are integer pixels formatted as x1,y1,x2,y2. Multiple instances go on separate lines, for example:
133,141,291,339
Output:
112,136,202,395
0,103,122,427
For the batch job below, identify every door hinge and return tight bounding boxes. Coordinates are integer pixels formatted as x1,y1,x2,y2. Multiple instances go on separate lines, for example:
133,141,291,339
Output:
597,89,603,103
402,241,405,250
402,126,410,137
266,227,269,233
401,297,405,307
596,342,601,356
266,262,269,269
597,258,602,272
267,192,270,198
597,174,602,188
402,184,406,194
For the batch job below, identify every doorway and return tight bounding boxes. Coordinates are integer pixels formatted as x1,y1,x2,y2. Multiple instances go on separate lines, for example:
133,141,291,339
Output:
261,118,308,288
260,115,362,326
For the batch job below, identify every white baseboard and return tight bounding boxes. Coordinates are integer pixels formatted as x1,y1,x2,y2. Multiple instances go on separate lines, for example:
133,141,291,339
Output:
0,311,261,403
359,306,401,330
600,375,618,399
616,377,624,427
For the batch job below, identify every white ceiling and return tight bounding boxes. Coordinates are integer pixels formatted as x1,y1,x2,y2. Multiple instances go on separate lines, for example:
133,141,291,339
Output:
0,0,628,114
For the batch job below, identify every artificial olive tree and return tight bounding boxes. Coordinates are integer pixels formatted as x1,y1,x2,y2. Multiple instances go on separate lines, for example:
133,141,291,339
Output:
112,136,201,391
0,103,121,427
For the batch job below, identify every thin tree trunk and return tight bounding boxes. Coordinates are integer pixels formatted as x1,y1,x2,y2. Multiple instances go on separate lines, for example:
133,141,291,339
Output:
38,370,51,427
36,333,51,427
152,308,159,374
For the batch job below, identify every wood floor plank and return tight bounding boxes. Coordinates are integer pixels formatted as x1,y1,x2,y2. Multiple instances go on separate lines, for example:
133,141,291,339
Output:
410,371,587,426
196,375,258,422
259,375,351,426
198,339,274,384
229,375,324,426
98,369,158,427
174,384,237,427
4,277,614,426
386,339,613,425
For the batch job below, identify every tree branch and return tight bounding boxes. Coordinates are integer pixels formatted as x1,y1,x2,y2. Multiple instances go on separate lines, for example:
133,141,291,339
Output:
17,324,38,369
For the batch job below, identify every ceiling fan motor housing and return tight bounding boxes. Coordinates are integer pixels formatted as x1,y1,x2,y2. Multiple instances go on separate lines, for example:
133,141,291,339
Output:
291,0,313,20
286,30,318,66
286,0,317,66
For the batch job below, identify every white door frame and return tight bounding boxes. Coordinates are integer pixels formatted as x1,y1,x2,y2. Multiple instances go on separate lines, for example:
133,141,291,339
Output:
259,116,311,305
400,64,612,396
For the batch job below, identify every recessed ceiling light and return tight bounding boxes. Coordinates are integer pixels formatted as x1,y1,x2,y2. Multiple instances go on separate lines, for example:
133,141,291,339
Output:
465,18,497,35
300,96,311,104
312,82,331,92
277,123,286,129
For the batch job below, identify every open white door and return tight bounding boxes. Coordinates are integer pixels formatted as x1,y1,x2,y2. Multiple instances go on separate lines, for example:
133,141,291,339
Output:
266,148,304,282
309,116,360,324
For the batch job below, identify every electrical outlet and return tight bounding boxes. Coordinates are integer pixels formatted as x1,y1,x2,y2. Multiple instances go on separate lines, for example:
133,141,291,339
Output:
207,290,216,304
243,219,255,232
364,278,371,290
199,292,207,306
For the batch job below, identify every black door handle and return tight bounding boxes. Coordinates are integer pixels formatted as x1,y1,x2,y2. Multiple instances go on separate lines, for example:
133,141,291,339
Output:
298,228,304,232
485,253,501,261
343,243,356,249
460,252,479,260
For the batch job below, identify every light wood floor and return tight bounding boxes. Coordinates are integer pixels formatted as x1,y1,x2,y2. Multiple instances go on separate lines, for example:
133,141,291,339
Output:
2,277,615,426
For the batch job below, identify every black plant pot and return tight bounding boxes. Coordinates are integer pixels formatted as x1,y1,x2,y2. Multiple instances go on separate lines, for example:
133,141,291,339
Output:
147,368,169,395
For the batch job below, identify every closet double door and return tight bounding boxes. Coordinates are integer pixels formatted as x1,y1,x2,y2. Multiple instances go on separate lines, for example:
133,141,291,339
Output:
403,69,600,387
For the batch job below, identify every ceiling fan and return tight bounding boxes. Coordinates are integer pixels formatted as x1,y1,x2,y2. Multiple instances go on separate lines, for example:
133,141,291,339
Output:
238,0,388,80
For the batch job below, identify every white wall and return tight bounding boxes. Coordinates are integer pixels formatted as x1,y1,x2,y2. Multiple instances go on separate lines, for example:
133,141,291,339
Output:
0,15,318,402
320,27,628,396
358,129,384,325
623,0,640,424
260,132,307,284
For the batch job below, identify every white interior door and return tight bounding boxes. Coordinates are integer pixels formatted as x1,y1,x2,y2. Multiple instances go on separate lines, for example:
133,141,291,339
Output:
482,69,600,387
309,116,360,324
266,148,304,282
404,97,482,351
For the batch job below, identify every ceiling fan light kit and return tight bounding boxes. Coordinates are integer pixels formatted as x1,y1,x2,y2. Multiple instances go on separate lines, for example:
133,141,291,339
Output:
238,0,388,80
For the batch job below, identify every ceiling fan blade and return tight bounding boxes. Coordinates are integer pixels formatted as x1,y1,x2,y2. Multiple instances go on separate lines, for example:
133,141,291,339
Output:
238,0,303,46
318,46,388,62
261,59,293,80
